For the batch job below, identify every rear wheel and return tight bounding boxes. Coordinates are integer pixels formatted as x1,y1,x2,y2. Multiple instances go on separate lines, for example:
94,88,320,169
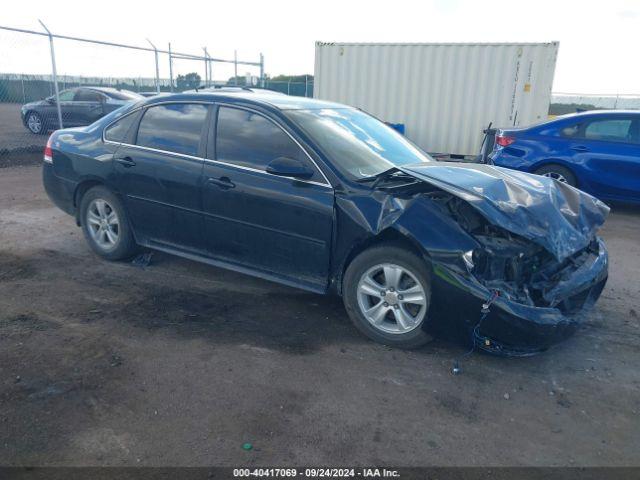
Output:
534,164,577,187
343,244,433,349
79,186,138,261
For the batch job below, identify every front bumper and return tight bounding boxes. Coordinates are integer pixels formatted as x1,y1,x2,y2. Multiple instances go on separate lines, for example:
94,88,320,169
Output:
430,239,609,356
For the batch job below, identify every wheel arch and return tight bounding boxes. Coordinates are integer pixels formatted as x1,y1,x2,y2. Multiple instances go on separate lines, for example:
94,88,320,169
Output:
73,178,107,226
333,227,432,296
23,109,36,126
530,158,580,184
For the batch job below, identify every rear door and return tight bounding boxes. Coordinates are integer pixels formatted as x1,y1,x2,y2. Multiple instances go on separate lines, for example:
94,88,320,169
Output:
570,116,640,201
201,105,334,290
111,102,210,252
73,88,107,125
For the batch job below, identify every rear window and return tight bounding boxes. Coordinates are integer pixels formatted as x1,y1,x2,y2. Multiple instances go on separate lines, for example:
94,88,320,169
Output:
74,89,104,102
104,112,138,143
136,103,207,156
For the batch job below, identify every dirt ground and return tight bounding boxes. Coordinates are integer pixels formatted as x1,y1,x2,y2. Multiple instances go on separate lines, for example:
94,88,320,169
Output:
0,165,639,467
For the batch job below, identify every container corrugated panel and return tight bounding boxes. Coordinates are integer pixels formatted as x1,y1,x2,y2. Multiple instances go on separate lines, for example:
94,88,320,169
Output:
314,42,559,156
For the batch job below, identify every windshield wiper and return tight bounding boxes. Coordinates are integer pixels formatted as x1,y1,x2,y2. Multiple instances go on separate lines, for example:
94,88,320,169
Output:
355,167,401,183
355,167,418,189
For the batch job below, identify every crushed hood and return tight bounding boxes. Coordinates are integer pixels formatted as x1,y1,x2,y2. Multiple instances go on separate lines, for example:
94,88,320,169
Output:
399,162,610,261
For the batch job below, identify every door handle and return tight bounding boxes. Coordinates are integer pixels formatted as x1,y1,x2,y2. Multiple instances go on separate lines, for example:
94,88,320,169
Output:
207,176,235,190
570,145,588,152
115,156,136,168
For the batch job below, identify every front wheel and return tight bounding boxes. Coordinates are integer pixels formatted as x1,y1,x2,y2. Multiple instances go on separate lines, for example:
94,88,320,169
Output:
25,112,46,134
79,186,138,261
343,244,433,349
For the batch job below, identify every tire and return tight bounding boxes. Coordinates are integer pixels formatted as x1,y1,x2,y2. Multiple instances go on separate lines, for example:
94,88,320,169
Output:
534,164,577,187
343,244,433,349
79,186,138,261
25,111,46,135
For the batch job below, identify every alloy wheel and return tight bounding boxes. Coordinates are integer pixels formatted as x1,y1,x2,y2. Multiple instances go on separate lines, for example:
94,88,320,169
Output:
27,113,42,134
356,263,428,334
542,171,568,183
86,199,120,251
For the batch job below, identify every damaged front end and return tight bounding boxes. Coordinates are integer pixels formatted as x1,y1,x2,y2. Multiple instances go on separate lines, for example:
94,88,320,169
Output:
434,194,608,356
338,162,610,356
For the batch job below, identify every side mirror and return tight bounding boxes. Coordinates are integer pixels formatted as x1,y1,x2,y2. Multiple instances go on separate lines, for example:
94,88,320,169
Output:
46,97,55,104
266,157,314,179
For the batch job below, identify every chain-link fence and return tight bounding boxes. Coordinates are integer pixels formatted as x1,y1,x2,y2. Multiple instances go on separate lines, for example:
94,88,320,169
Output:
0,23,265,166
264,79,314,97
550,92,640,115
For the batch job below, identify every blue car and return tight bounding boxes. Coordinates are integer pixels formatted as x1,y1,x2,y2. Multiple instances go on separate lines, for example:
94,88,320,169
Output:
490,110,640,204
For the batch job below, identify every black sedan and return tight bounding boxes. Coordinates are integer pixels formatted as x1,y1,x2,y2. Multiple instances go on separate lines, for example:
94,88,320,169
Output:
41,92,610,353
21,87,143,134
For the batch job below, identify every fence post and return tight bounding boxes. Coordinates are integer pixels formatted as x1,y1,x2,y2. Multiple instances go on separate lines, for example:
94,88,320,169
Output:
234,50,238,85
208,50,212,87
21,74,26,103
168,42,174,92
39,20,63,129
260,53,264,88
147,39,160,93
203,48,209,88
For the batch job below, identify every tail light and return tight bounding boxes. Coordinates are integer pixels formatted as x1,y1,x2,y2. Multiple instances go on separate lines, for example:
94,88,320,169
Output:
44,135,53,163
495,134,516,147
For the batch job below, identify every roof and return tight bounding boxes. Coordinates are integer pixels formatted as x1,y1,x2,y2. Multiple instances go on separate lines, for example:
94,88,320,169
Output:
316,41,559,47
85,86,127,93
143,91,349,111
559,109,640,118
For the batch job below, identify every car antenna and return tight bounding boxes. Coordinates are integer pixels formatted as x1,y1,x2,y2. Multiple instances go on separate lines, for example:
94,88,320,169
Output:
452,290,499,375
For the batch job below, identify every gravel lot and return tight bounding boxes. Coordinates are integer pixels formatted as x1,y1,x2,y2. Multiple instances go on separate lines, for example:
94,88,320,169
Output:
0,165,639,467
0,102,46,155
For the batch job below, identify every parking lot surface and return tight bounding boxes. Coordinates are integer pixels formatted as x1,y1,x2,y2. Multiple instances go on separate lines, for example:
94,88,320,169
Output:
0,165,639,466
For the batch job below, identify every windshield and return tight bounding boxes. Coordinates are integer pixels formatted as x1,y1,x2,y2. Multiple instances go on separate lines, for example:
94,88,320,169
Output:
286,108,432,179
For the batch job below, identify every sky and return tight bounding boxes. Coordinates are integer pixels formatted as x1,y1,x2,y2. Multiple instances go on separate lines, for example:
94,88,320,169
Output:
1,0,639,94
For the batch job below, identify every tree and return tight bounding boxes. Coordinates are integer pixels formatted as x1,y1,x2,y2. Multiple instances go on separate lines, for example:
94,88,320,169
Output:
176,72,202,91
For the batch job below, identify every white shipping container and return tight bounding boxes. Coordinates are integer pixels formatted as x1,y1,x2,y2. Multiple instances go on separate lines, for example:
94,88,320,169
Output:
314,42,559,156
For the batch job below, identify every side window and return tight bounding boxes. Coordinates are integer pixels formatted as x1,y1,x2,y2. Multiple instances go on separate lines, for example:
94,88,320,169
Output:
74,89,104,102
104,112,138,143
57,90,75,102
584,119,633,143
136,103,207,156
559,123,580,138
215,106,318,178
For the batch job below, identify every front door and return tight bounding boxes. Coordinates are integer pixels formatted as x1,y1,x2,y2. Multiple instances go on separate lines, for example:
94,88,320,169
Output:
44,89,77,128
112,102,210,252
201,105,334,291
